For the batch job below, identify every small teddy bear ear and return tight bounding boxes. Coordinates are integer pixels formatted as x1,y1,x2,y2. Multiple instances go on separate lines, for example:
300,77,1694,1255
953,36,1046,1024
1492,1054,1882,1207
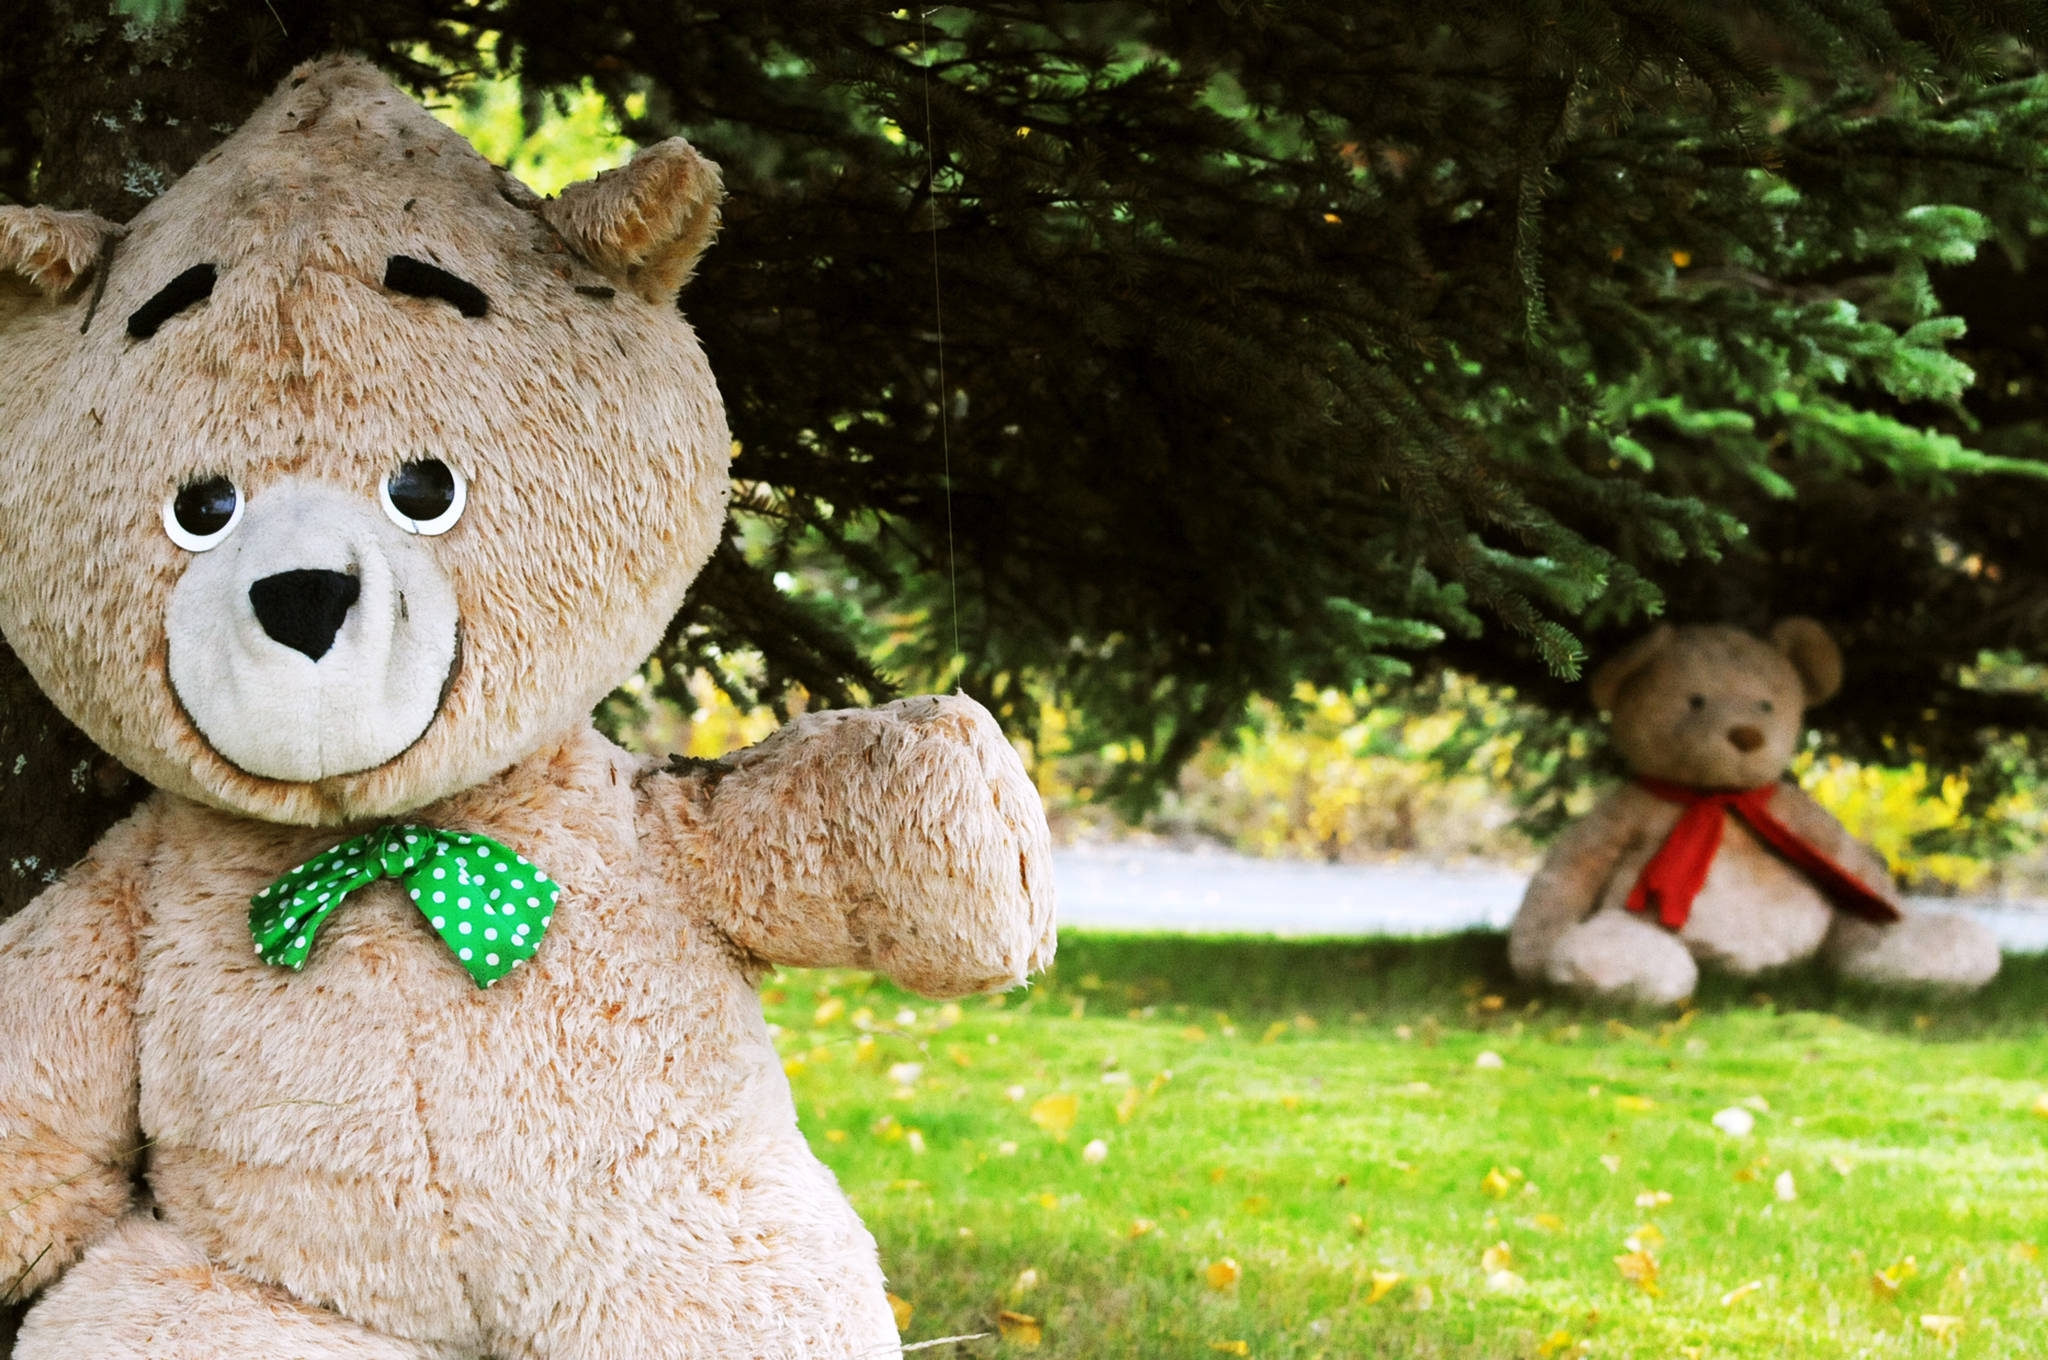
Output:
1769,616,1842,706
1589,624,1675,713
0,206,124,300
540,139,723,304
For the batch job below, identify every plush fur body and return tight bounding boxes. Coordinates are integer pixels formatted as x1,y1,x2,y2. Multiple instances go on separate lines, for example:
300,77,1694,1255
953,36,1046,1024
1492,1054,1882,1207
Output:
8,709,1051,1357
1509,621,1999,1006
0,56,1056,1357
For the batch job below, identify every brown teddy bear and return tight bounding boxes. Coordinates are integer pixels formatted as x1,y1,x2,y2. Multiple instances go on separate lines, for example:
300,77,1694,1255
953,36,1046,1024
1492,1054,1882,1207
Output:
0,57,1054,1359
1508,620,2000,1005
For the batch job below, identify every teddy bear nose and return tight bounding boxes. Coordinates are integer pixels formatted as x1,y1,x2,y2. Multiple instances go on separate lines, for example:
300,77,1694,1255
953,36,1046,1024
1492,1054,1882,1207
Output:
1728,724,1765,753
249,569,361,661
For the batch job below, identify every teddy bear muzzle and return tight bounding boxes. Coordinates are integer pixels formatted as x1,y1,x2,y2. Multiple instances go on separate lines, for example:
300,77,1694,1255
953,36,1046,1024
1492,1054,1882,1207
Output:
163,478,460,783
1727,724,1765,753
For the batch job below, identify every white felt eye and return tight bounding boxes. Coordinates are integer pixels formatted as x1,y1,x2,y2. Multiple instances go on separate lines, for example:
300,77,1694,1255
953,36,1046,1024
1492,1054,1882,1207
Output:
162,476,243,552
380,458,467,536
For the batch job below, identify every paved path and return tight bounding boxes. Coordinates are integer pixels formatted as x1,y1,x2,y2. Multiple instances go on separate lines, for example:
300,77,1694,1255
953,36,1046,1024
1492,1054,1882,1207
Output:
1051,843,2048,953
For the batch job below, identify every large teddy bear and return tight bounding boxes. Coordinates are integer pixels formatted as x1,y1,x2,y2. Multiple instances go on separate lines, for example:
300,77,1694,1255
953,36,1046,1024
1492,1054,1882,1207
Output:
1508,620,1999,1006
0,57,1055,1359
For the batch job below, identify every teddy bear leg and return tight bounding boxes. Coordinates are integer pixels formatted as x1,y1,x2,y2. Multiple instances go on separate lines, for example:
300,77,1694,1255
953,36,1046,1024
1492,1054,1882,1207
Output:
1543,910,1699,1007
1824,910,2002,992
16,1214,442,1360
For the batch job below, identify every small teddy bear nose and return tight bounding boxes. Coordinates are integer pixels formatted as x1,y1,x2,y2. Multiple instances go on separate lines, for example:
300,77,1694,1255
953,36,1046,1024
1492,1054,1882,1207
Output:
1728,724,1765,753
249,569,361,661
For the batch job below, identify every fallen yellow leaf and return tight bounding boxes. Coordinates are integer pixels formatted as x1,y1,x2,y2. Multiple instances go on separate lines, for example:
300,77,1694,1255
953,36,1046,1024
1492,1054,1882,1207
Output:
996,1309,1042,1348
1260,1020,1290,1044
1920,1314,1964,1343
1204,1258,1242,1290
1615,1095,1655,1113
1481,1242,1513,1274
1366,1270,1403,1304
1209,1343,1249,1356
1720,1279,1763,1306
1532,1213,1565,1233
1614,1250,1660,1296
1874,1255,1919,1299
1481,1166,1521,1198
1624,1223,1665,1251
1537,1330,1575,1358
1129,1218,1156,1238
887,1292,913,1330
813,996,845,1025
1034,1192,1060,1210
1029,1093,1078,1142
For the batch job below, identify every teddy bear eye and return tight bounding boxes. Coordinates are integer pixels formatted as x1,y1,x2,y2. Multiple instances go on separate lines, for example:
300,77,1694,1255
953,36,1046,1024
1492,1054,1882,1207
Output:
1688,694,1706,711
1759,699,1774,714
161,475,242,552
379,458,467,536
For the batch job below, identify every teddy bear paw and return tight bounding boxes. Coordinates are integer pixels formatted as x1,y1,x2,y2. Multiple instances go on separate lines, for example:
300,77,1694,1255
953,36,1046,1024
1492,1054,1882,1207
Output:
1546,912,1699,1007
1826,910,2001,992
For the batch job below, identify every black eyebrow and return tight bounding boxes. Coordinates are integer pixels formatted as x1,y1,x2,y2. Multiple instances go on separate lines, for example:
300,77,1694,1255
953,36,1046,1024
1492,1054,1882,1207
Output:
384,256,489,318
127,264,217,340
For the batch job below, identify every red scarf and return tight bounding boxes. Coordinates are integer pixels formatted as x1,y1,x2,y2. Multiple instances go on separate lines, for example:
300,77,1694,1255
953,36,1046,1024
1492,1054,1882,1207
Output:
1627,778,1901,930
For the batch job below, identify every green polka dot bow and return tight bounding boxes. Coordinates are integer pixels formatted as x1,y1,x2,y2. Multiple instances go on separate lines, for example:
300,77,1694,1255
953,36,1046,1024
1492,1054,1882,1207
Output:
250,826,559,988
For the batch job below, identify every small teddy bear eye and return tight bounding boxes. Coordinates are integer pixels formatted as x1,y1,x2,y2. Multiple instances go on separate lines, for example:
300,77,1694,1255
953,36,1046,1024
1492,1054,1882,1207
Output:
379,458,467,536
1759,699,1774,714
1688,694,1706,711
162,475,242,552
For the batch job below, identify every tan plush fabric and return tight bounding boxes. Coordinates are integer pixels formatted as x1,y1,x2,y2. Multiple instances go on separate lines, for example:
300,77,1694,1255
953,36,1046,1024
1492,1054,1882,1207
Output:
1510,621,1999,1004
0,55,729,826
0,55,1057,1358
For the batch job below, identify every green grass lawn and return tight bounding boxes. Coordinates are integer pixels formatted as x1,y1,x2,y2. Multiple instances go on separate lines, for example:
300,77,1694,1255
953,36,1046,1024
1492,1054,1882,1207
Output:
764,932,2048,1359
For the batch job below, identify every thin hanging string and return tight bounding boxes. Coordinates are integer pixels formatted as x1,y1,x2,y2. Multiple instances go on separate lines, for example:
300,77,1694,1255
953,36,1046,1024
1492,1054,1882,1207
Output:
919,6,962,666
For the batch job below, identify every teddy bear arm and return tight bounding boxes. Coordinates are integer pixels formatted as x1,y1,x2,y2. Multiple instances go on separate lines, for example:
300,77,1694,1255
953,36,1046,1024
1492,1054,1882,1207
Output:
0,805,157,1298
1508,788,1651,981
642,694,1056,996
1767,784,1900,908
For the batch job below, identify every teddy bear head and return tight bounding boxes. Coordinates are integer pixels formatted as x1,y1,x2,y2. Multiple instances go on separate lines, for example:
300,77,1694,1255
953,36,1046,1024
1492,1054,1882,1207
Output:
0,57,731,826
1589,619,1843,790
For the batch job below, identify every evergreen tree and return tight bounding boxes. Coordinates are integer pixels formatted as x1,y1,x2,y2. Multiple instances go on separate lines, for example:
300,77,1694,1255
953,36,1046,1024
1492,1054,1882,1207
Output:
3,1,2048,910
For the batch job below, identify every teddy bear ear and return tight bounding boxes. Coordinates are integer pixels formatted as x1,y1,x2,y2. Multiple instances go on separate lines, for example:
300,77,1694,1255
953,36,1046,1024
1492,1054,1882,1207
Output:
0,206,124,301
539,138,723,304
1588,624,1675,713
1769,616,1842,705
